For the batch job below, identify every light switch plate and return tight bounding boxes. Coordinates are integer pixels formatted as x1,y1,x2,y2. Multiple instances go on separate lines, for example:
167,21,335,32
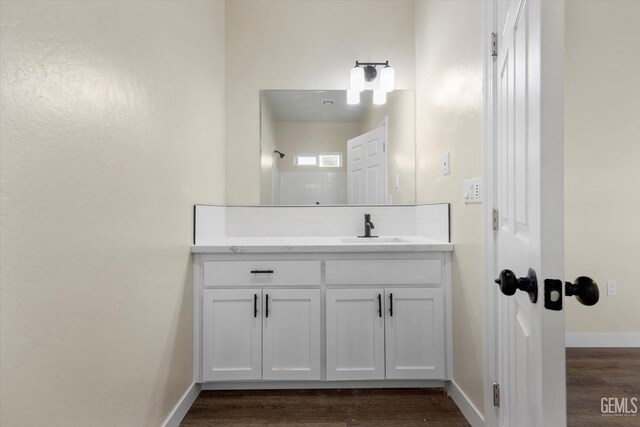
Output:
607,280,617,296
464,178,483,204
442,152,450,175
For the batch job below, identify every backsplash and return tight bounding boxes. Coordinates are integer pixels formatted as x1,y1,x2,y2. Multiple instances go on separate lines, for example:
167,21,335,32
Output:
416,204,450,243
194,204,450,245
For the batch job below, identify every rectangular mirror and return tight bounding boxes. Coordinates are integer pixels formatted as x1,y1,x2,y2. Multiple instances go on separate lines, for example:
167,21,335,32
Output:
260,90,416,205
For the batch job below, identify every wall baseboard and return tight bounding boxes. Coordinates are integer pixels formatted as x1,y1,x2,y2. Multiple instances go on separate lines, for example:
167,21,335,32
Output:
202,379,445,390
161,382,201,427
566,332,640,348
445,380,484,427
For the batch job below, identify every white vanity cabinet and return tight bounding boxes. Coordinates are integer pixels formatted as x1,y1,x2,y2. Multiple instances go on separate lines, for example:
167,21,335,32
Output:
325,288,386,380
324,258,446,381
200,260,322,382
202,288,322,382
194,251,451,387
325,287,445,381
202,288,262,381
384,288,444,379
262,288,321,380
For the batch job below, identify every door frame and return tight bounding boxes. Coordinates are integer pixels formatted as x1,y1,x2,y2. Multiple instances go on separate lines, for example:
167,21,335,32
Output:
481,0,499,424
482,1,567,425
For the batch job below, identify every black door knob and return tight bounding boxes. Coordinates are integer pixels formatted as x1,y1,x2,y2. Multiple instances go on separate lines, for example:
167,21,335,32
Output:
566,276,599,306
495,269,517,296
495,268,538,303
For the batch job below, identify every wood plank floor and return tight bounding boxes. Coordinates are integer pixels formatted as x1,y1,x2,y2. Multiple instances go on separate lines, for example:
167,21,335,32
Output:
181,388,470,426
567,348,640,426
182,348,640,426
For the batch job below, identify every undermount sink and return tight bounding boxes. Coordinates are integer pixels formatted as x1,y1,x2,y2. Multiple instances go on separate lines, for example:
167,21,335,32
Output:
340,237,410,244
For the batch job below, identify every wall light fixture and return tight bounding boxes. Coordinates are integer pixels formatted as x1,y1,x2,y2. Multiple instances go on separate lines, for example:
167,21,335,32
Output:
348,60,395,105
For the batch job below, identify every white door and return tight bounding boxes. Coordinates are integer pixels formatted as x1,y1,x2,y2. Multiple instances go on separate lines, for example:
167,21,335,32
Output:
488,0,566,425
202,289,262,381
262,289,321,380
385,288,445,379
326,289,385,380
347,125,387,204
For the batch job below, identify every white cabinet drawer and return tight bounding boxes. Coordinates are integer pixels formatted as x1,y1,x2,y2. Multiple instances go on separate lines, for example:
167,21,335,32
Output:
203,260,321,287
325,259,441,285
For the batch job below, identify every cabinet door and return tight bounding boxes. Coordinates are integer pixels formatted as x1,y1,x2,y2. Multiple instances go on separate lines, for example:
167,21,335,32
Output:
326,288,385,380
262,289,321,380
202,289,262,381
385,288,445,379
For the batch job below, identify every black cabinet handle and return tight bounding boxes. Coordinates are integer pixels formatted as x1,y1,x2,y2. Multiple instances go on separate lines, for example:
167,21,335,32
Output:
254,294,258,318
389,293,393,317
251,269,274,274
265,294,269,318
378,294,382,318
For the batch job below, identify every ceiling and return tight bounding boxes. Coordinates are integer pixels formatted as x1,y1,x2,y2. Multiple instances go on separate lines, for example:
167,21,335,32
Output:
262,90,373,123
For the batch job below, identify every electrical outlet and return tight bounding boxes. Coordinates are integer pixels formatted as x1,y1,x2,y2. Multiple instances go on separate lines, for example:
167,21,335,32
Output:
607,280,617,296
464,178,483,204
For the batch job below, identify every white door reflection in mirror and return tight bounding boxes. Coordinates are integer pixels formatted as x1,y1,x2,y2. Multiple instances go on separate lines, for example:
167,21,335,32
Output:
347,124,387,205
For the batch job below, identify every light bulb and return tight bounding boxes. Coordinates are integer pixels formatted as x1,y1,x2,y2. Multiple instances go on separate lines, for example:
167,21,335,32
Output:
373,89,387,105
347,89,360,105
350,66,365,92
380,66,395,92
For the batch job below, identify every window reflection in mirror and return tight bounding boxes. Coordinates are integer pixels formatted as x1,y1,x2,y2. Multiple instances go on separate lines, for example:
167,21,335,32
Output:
260,90,416,206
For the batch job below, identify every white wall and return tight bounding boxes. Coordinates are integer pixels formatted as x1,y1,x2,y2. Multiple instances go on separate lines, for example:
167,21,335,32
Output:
415,0,484,414
225,0,416,205
0,1,226,426
564,0,640,335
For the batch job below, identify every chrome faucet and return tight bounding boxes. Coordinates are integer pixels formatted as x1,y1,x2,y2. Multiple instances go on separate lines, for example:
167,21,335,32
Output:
359,214,378,238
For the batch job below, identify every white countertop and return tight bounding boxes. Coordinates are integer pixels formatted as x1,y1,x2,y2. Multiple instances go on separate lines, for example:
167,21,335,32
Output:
191,236,453,254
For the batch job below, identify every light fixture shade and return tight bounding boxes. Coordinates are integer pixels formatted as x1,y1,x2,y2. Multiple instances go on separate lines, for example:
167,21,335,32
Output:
380,66,395,92
373,89,387,105
346,89,360,105
350,66,365,92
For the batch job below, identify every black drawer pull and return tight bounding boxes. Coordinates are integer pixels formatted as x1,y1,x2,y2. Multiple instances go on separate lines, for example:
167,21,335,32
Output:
265,294,269,318
378,294,382,318
254,294,258,318
251,269,274,274
389,293,393,317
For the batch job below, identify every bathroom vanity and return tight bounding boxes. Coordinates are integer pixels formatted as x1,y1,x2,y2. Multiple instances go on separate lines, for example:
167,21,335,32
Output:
191,236,453,389
189,89,456,388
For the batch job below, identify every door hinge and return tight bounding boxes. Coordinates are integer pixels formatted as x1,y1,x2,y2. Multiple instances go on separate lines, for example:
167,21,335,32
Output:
493,382,501,407
491,33,498,59
383,142,386,152
492,208,499,231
